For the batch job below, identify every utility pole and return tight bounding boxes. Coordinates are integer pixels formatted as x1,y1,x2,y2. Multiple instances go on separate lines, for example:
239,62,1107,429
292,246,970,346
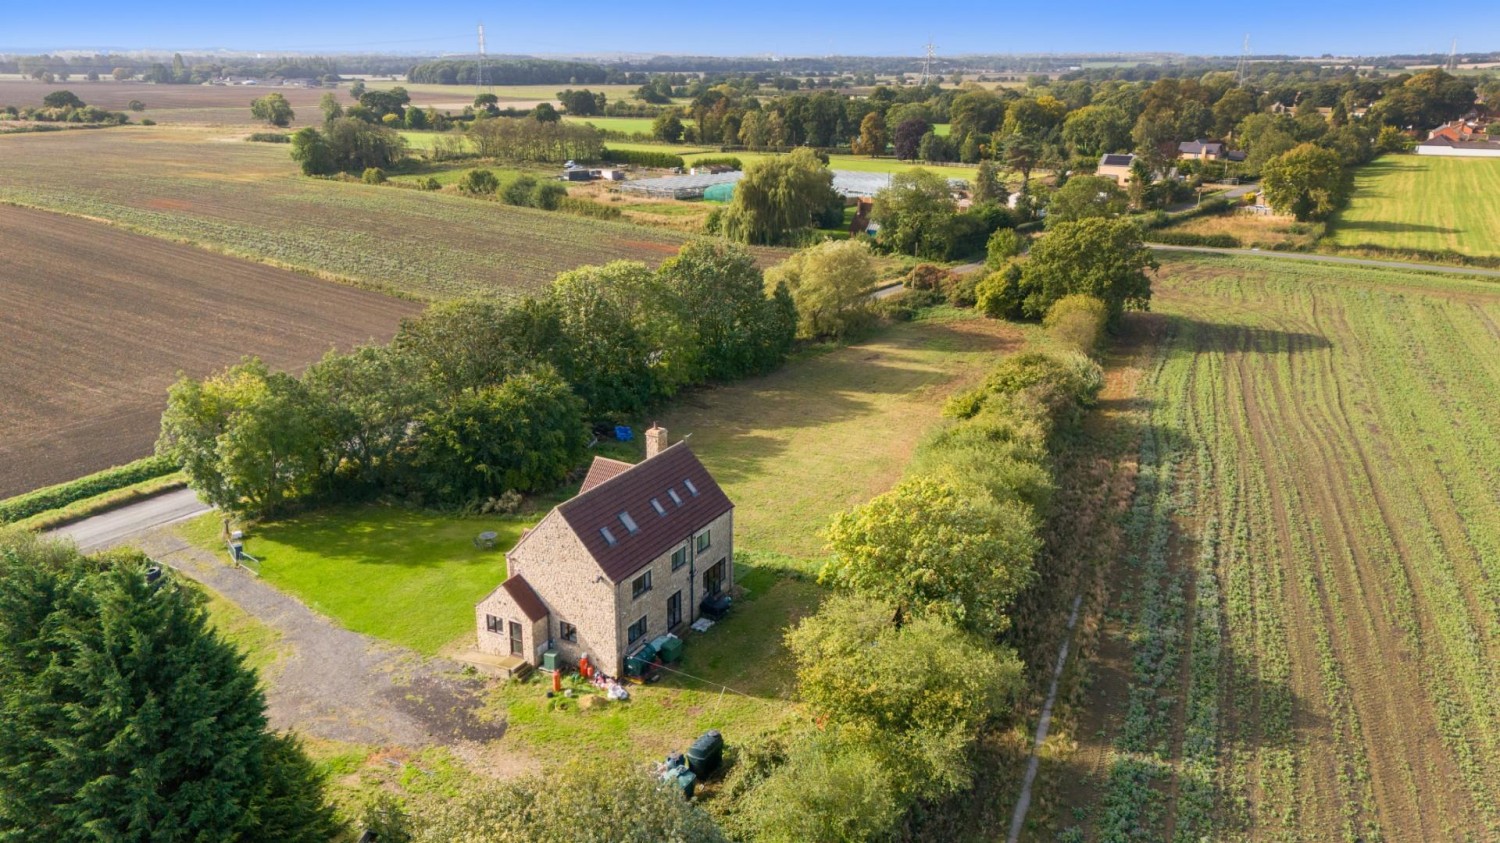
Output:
476,23,488,97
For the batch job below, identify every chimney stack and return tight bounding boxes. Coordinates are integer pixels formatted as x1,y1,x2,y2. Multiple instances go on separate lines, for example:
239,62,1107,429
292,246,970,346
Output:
645,424,668,459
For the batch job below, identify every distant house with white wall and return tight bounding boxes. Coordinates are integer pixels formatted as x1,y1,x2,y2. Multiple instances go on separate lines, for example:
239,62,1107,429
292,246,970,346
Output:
1415,136,1500,157
1096,153,1138,183
474,426,734,678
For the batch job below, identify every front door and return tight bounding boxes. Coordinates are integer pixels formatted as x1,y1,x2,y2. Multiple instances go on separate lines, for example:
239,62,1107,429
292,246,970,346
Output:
509,621,523,657
703,559,726,596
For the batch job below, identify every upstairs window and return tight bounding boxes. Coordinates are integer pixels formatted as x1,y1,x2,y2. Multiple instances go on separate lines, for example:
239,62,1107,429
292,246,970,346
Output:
696,530,711,553
619,511,639,534
671,547,688,570
684,479,699,496
632,570,653,599
600,526,618,547
651,498,667,516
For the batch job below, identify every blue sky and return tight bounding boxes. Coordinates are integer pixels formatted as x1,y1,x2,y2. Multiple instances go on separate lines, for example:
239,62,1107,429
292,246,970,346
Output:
1,1,1495,58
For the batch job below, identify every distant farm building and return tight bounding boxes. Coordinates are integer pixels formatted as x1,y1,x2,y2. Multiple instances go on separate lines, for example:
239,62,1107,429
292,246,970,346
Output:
1415,136,1500,157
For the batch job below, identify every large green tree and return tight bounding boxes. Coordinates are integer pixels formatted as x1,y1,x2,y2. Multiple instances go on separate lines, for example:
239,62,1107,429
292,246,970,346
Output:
871,167,957,257
250,92,294,127
1044,174,1127,226
657,239,797,381
0,533,339,841
415,368,587,502
157,358,327,518
765,239,875,340
786,595,1025,798
722,148,839,246
1260,142,1350,221
1017,217,1156,321
822,476,1038,635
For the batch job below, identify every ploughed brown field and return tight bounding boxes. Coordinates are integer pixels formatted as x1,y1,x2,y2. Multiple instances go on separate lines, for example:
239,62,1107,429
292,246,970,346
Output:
0,204,417,497
0,79,344,126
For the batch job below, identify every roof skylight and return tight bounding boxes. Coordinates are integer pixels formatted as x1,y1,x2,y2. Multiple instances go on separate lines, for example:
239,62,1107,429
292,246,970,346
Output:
619,512,639,533
600,526,618,546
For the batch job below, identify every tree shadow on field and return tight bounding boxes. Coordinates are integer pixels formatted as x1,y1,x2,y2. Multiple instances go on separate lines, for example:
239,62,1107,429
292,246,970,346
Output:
1166,313,1334,357
1334,220,1458,236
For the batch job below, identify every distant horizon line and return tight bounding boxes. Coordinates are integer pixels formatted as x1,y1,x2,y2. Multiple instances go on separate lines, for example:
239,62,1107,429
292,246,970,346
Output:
0,46,1489,63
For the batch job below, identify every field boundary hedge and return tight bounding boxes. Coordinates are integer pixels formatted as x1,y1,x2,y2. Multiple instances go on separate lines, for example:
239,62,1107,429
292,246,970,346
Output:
601,147,684,169
1144,230,1241,248
0,455,178,524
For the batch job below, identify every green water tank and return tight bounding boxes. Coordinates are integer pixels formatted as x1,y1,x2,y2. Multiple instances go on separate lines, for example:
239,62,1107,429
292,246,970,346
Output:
651,635,684,664
542,651,560,672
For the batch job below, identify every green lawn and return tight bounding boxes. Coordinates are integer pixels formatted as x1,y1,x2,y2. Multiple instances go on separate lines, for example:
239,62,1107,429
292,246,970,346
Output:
658,308,1026,564
566,116,666,135
179,507,532,654
1330,154,1500,257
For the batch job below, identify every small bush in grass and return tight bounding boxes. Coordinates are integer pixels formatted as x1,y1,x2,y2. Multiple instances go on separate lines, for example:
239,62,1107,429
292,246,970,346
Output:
502,174,539,206
246,132,290,143
942,272,980,308
361,167,387,184
140,118,156,126
457,168,499,195
127,99,146,112
1044,294,1109,354
902,263,953,292
420,176,442,191
531,181,567,210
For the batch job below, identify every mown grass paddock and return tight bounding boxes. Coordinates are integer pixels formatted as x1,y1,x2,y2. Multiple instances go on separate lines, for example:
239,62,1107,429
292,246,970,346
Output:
1331,154,1500,258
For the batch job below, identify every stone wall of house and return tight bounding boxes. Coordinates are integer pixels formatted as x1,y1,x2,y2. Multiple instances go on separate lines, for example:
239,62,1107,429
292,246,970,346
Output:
612,508,735,669
503,511,621,674
476,587,545,660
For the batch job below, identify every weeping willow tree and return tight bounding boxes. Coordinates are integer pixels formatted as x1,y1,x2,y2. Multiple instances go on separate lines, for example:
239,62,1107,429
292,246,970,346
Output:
721,148,840,246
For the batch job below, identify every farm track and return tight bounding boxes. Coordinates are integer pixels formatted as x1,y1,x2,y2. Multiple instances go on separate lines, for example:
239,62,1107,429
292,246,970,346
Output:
1058,255,1500,841
0,204,416,497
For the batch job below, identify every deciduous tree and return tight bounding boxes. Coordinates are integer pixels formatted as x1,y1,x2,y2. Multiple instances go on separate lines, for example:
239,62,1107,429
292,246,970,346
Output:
721,148,838,246
1260,141,1349,221
765,239,875,340
1017,217,1156,321
250,92,294,127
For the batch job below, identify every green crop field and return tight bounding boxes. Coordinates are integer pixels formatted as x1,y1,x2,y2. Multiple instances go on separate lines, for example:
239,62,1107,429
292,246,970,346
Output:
1331,155,1500,257
0,125,687,299
1048,254,1500,841
565,116,665,135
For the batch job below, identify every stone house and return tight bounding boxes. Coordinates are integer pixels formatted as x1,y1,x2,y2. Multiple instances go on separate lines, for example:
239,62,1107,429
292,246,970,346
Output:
474,426,734,677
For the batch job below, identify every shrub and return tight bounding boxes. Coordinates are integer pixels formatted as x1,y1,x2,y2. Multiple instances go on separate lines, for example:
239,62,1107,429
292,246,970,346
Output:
976,263,1025,320
1044,294,1109,354
0,456,176,524
985,228,1023,268
140,119,156,126
361,167,387,184
245,132,290,143
502,174,540,206
1144,230,1240,248
420,176,442,191
873,287,943,321
457,168,499,195
600,147,684,169
126,99,146,112
531,181,567,210
556,196,622,219
691,155,743,169
943,271,980,308
902,263,953,292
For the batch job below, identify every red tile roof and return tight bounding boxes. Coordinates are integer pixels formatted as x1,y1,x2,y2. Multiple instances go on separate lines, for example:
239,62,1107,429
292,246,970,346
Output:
501,574,549,622
579,457,633,494
556,443,732,583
